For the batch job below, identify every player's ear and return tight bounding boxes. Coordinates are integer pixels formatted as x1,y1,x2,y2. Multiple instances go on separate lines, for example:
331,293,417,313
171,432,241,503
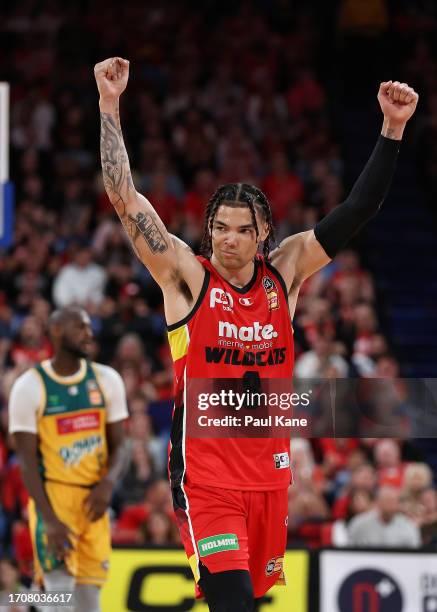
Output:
259,221,269,242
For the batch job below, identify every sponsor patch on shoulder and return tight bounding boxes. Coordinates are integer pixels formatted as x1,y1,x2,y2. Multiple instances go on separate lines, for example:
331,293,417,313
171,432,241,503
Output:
262,276,279,310
197,533,239,557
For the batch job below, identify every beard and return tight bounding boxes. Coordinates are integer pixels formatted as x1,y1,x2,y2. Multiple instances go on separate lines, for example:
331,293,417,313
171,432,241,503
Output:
61,337,90,359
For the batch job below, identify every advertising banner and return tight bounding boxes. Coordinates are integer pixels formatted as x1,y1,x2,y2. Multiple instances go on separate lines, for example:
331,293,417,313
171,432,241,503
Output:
102,549,308,611
320,550,437,612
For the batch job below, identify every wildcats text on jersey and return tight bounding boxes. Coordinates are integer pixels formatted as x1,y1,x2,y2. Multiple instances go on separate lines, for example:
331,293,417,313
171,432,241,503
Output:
205,346,287,366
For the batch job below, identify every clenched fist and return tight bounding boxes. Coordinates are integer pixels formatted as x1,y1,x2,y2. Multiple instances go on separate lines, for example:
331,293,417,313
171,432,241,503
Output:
378,81,419,125
94,57,130,102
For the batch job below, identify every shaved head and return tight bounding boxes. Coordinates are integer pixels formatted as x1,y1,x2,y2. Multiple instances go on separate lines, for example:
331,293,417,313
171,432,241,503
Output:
48,306,88,334
48,306,93,359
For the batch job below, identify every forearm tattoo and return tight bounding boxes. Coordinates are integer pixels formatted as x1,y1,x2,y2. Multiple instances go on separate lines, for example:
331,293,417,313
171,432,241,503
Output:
100,111,134,196
128,212,167,253
100,111,168,254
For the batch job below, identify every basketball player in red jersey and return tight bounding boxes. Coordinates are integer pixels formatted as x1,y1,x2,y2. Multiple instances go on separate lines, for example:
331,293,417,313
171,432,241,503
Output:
94,57,418,611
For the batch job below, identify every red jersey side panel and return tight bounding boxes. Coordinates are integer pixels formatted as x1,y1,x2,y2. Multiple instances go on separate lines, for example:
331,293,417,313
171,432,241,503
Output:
168,256,294,490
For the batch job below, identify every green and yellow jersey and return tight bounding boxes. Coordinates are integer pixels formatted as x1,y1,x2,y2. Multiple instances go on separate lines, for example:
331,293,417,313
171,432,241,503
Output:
9,359,128,487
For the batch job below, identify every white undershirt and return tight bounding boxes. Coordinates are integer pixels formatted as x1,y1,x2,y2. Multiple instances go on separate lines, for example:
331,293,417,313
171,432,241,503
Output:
8,361,129,434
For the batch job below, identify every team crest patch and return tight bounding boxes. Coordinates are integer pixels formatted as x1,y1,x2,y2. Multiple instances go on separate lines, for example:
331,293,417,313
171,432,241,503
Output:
89,391,102,405
265,556,284,577
262,276,279,310
197,534,239,557
87,380,103,405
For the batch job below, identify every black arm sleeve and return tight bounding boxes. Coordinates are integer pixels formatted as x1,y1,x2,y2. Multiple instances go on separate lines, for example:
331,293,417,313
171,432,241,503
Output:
314,135,401,259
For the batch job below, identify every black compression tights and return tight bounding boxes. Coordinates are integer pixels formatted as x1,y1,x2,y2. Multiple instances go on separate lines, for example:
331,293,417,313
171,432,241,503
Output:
199,564,255,612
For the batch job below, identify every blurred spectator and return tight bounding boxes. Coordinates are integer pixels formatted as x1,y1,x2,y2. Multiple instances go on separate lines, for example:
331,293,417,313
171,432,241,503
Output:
143,510,180,546
261,151,304,223
352,303,379,358
333,463,377,520
287,485,330,548
113,333,147,371
10,317,51,368
294,336,349,378
145,171,181,228
113,438,157,509
52,243,106,308
417,487,437,548
285,68,326,119
348,486,421,548
374,439,405,488
331,488,375,547
182,168,215,242
128,409,167,474
401,462,433,519
295,297,336,347
290,439,325,494
112,479,173,545
331,251,374,300
318,438,360,479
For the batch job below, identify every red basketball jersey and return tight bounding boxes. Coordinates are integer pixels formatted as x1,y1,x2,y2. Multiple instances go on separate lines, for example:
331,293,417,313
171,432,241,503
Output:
167,255,294,490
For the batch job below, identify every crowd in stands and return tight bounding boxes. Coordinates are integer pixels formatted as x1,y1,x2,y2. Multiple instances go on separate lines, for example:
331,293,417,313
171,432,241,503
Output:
0,0,436,590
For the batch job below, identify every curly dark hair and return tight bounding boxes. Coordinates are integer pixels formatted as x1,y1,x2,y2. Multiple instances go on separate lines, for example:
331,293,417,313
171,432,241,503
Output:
200,183,275,260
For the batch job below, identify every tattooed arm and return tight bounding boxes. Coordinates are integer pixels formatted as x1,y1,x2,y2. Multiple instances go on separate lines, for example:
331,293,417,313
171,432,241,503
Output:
94,57,202,290
99,104,170,261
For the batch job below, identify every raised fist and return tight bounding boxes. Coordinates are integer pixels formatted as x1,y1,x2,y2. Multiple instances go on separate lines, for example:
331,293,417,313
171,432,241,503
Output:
378,81,419,125
94,57,130,101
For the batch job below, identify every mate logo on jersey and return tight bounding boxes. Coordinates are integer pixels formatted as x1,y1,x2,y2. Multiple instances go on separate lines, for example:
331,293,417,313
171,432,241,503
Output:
203,321,286,366
218,321,279,341
210,288,233,311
